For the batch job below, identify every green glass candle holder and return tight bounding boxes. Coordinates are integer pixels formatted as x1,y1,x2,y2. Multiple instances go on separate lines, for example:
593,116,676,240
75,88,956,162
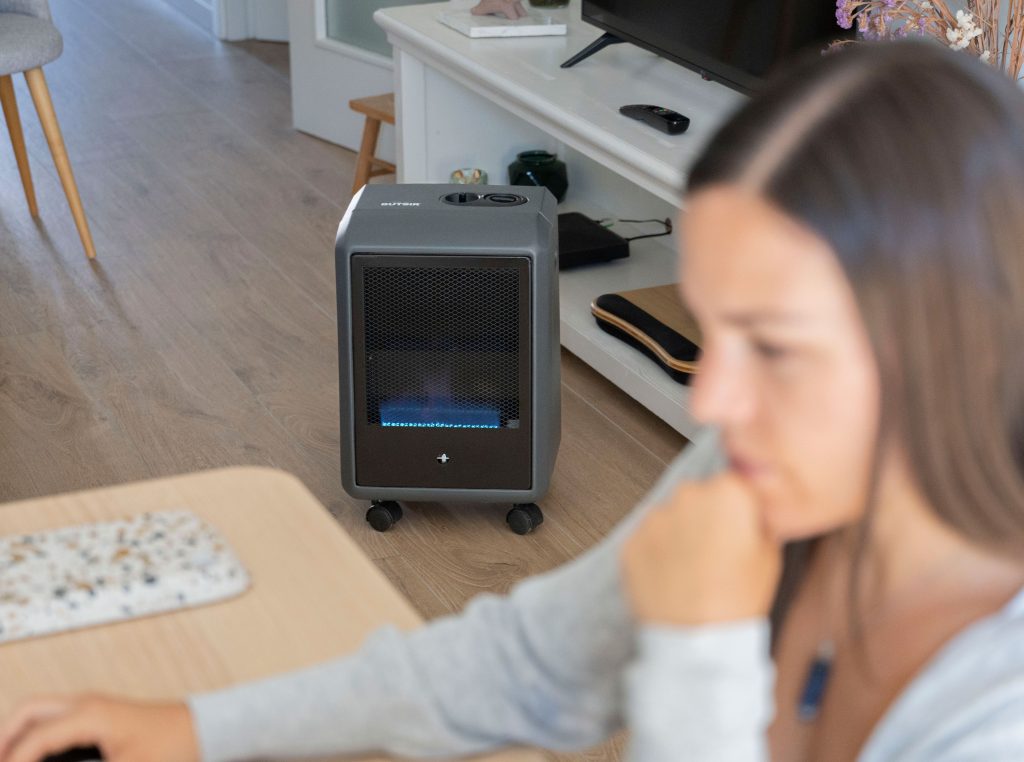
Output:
507,150,568,202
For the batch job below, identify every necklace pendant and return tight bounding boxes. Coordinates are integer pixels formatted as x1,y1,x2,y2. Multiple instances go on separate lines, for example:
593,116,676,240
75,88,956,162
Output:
798,640,835,722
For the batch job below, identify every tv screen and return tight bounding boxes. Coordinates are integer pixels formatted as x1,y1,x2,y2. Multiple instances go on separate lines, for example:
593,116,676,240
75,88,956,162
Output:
579,0,853,93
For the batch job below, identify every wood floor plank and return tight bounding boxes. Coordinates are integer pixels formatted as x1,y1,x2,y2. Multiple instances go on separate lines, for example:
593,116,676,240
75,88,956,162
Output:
232,39,290,78
0,158,120,335
0,330,150,497
0,256,46,337
120,233,338,394
374,553,457,622
2,69,148,168
561,351,684,466
65,0,243,63
160,52,356,204
32,2,210,122
115,109,340,307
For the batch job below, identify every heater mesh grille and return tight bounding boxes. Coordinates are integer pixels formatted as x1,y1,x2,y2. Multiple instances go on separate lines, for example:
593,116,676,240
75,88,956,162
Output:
362,264,521,429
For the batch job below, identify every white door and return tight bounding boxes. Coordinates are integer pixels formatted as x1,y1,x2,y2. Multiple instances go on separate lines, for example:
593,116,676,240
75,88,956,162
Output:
249,0,289,41
215,0,289,41
289,0,435,154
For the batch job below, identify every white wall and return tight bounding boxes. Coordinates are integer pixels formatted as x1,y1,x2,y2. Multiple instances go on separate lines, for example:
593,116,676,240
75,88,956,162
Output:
217,0,289,41
158,0,289,42
288,0,396,155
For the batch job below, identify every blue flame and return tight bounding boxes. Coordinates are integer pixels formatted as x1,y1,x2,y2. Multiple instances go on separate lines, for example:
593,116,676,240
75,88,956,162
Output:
380,399,500,429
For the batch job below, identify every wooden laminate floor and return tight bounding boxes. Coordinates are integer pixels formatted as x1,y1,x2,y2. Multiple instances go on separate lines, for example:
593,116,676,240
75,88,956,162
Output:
0,1,686,759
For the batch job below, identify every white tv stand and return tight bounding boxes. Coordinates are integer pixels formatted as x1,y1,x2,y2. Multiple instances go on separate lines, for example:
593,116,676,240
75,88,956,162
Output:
376,1,745,439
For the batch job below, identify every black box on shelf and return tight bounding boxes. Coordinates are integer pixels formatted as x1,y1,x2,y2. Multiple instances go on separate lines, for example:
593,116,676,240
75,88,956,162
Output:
557,212,629,269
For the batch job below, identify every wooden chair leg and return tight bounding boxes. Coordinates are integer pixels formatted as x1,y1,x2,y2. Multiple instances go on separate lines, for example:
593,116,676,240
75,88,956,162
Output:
24,67,97,260
0,74,39,218
352,116,382,195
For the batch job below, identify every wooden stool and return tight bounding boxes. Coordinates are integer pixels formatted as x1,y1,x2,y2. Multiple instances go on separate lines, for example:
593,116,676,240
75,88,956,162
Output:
348,93,396,194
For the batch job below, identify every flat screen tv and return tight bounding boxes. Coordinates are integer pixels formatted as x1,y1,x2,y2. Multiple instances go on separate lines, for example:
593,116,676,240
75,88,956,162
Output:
564,1,855,94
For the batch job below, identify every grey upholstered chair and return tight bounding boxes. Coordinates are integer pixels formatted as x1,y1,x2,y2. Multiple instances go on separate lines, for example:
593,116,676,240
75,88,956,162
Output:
0,0,96,259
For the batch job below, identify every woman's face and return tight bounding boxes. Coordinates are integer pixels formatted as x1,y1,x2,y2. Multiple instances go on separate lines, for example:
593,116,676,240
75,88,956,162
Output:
681,184,880,541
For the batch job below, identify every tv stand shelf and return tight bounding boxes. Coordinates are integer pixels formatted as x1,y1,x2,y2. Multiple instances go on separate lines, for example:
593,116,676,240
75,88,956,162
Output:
376,0,745,438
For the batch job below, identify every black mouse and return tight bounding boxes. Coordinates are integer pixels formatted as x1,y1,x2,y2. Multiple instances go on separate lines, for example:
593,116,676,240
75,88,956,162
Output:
41,747,104,762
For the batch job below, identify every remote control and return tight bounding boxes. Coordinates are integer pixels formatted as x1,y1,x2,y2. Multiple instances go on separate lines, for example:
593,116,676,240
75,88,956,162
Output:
619,104,690,135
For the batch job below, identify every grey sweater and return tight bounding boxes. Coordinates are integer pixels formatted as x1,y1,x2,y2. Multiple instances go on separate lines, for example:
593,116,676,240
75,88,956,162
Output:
188,430,1024,761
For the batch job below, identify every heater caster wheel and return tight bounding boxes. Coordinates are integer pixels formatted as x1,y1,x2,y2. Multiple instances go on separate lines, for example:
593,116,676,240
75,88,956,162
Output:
367,501,403,532
506,503,544,535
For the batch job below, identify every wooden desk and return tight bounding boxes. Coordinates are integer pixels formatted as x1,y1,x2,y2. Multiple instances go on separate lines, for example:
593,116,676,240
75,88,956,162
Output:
0,467,543,762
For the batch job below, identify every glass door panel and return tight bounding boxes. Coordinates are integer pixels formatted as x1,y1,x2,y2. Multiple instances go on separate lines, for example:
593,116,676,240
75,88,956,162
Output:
325,0,437,58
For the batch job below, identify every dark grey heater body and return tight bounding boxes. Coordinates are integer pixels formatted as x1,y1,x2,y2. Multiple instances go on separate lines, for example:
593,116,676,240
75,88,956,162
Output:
335,185,560,532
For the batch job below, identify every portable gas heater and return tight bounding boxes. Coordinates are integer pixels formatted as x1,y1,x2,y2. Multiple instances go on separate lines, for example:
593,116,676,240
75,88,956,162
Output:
335,184,560,534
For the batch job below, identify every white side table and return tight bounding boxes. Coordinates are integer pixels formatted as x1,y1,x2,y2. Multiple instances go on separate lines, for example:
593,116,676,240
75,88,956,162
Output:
376,1,745,437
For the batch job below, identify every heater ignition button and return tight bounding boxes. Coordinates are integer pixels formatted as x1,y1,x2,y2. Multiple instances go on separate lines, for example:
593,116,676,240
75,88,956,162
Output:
437,453,451,464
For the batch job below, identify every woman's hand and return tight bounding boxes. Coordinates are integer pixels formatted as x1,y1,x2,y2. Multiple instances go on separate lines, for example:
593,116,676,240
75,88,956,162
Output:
622,474,783,626
0,695,199,762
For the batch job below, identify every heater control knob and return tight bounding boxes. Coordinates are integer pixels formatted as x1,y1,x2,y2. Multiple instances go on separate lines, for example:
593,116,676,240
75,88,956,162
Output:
437,453,451,464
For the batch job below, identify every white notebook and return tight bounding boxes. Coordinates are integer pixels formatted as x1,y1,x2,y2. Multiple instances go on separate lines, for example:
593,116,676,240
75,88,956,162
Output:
438,9,567,38
0,510,250,644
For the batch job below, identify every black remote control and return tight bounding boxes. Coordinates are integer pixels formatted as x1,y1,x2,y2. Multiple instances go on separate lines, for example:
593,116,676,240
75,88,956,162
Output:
619,104,690,135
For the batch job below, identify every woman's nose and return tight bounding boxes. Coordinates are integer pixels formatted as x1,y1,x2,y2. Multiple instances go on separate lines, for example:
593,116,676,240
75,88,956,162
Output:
689,343,754,427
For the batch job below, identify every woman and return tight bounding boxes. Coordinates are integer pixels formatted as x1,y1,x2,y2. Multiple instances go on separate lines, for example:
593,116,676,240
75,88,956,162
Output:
3,38,1024,762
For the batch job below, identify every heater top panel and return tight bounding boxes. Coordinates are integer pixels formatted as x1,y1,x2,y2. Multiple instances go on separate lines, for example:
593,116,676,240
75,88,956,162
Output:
336,184,558,262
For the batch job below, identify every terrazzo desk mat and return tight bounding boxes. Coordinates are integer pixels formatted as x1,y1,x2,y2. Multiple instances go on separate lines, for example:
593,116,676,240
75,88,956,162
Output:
0,510,250,644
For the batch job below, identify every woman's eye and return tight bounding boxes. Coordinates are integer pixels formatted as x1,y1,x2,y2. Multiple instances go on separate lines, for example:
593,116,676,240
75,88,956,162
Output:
752,340,788,360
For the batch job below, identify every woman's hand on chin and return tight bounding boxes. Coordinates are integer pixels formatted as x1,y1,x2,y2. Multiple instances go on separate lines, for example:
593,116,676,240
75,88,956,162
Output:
622,474,783,627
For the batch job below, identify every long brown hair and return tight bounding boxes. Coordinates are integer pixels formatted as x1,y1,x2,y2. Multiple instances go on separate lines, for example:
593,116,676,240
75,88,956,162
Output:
686,39,1024,629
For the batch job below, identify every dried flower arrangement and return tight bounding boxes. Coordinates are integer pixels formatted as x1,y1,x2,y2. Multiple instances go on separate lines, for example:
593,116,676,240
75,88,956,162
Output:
833,1,1024,78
